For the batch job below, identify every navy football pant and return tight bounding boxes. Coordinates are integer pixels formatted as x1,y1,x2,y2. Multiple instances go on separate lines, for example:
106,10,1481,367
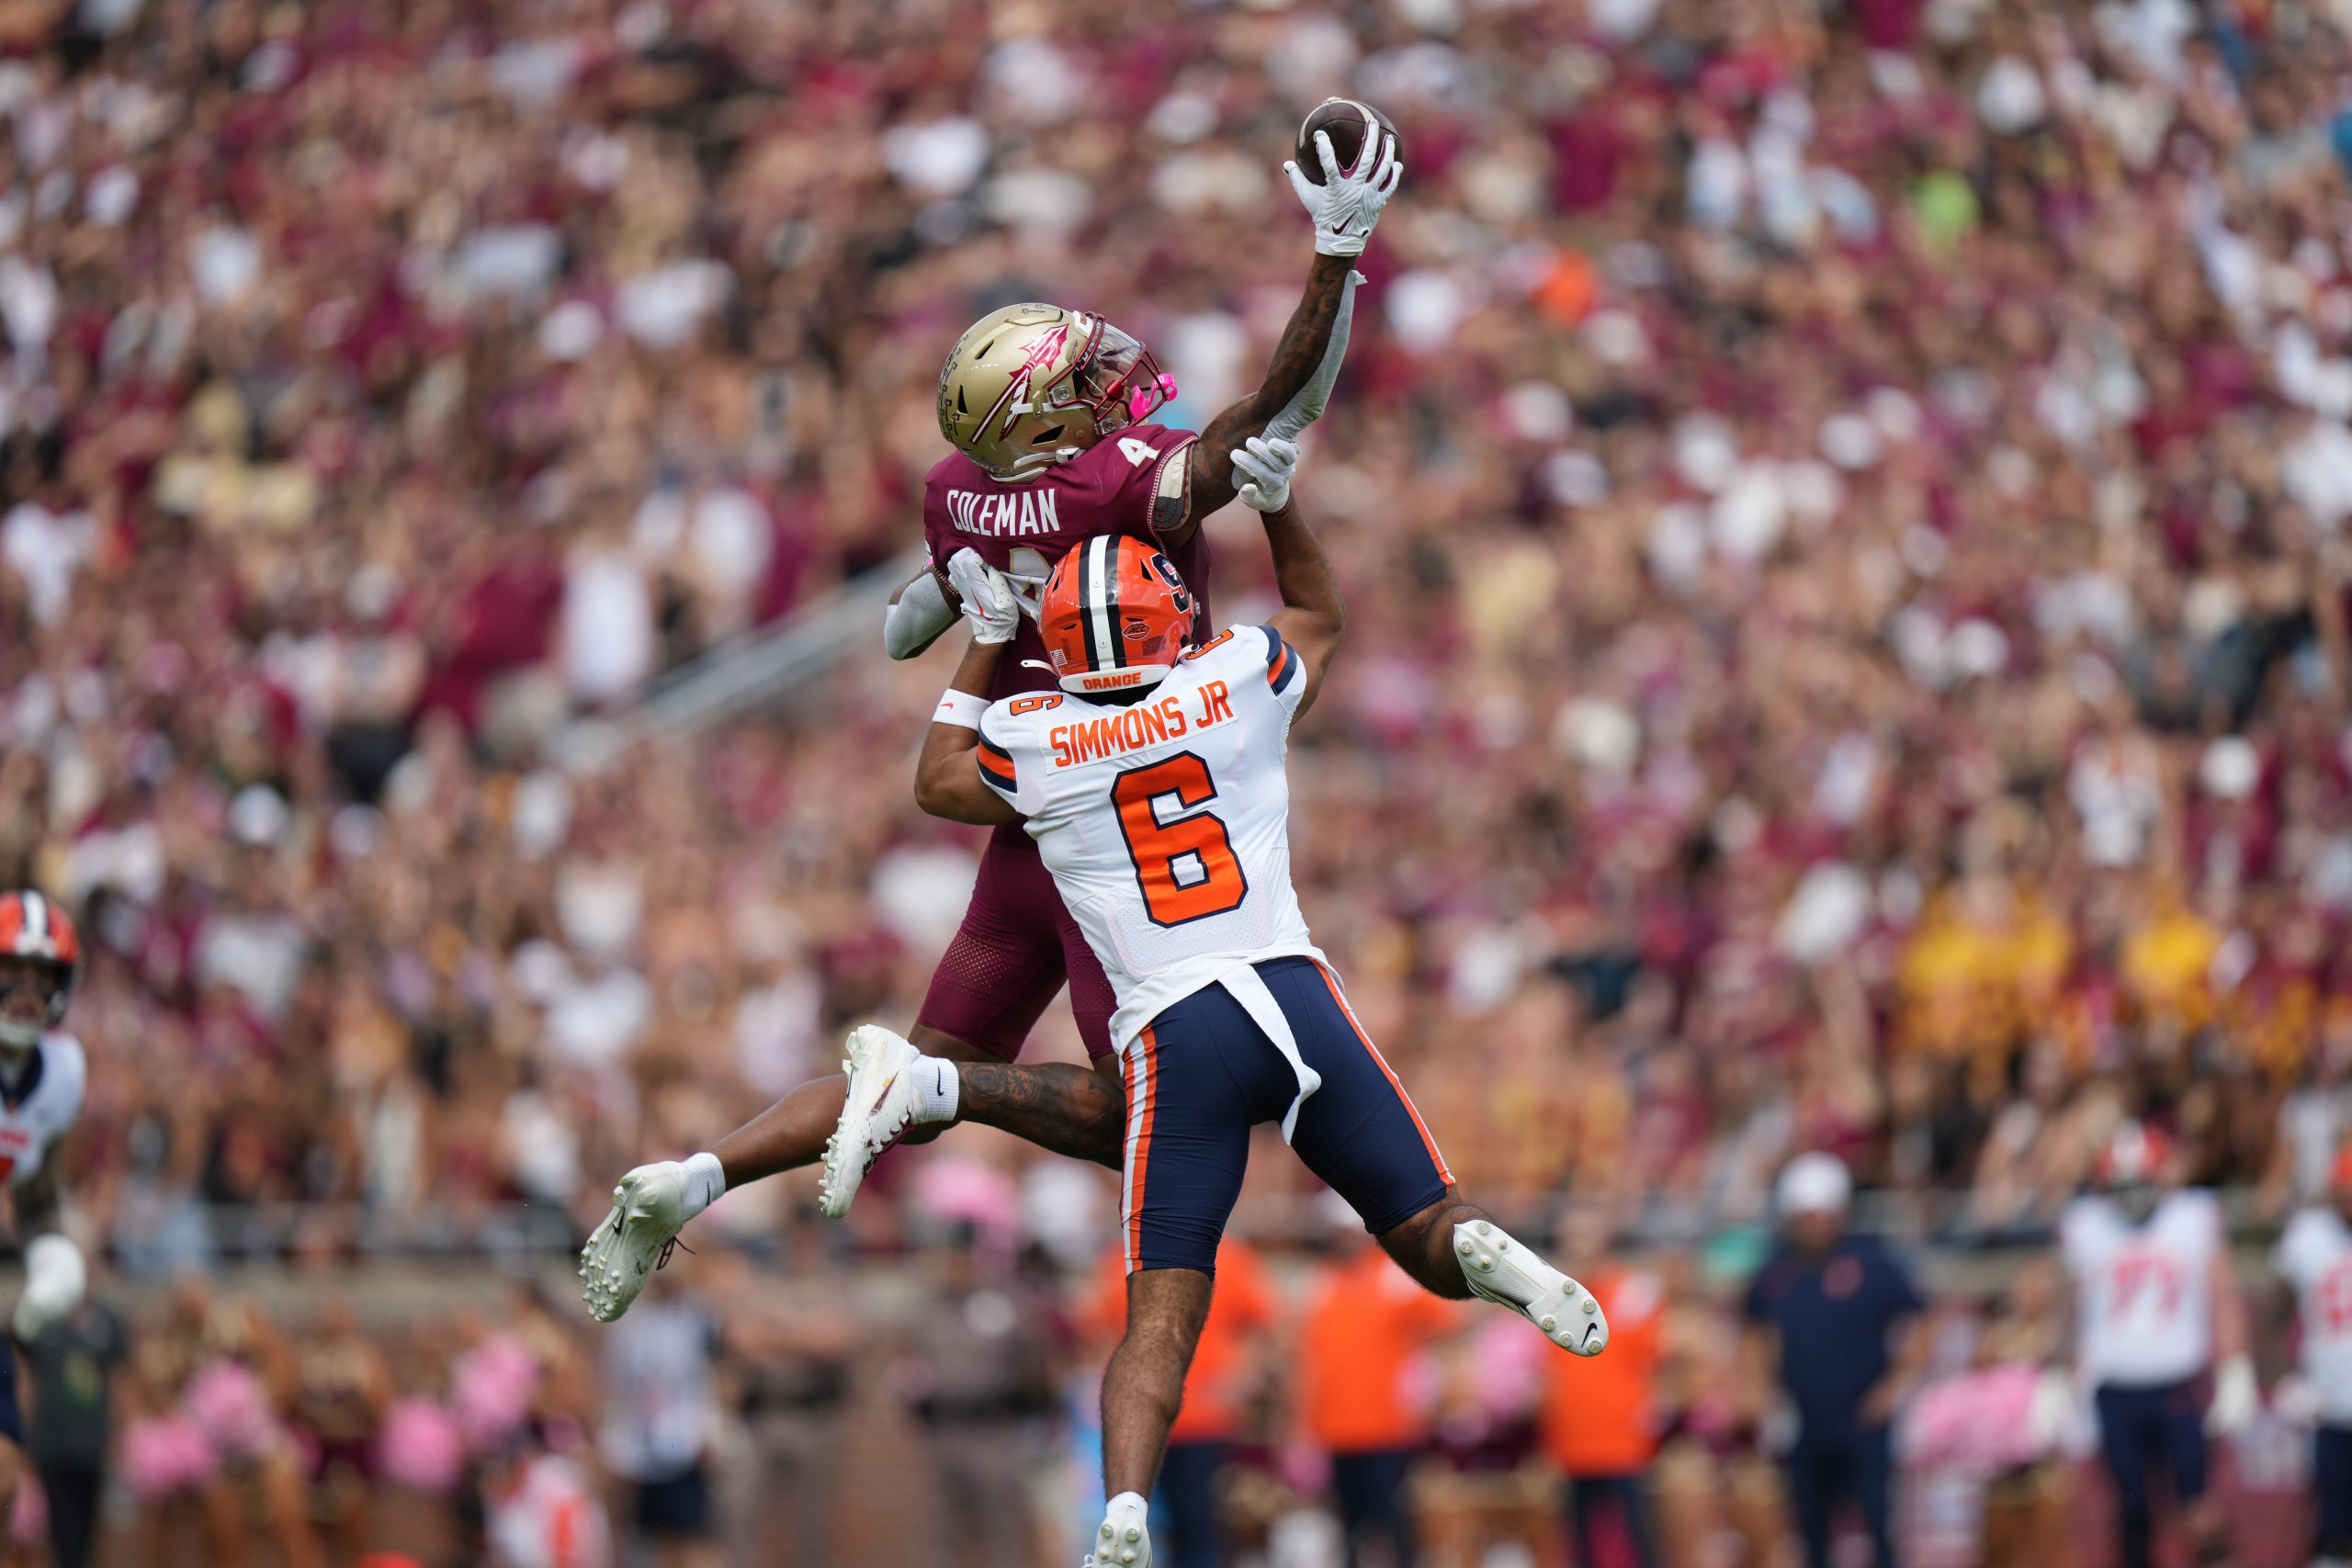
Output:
1784,1426,1896,1568
2094,1380,2207,1568
2315,1424,2352,1557
1120,957,1453,1274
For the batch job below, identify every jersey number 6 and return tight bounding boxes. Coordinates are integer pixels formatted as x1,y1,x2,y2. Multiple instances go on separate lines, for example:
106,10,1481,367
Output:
1113,753,1249,927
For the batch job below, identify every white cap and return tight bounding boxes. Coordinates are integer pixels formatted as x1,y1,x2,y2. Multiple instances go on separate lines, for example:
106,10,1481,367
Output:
1776,1152,1852,1216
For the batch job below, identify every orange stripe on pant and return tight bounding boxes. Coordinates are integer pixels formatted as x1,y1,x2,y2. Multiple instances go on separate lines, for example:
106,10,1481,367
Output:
1123,1029,1159,1272
1313,963,1454,1187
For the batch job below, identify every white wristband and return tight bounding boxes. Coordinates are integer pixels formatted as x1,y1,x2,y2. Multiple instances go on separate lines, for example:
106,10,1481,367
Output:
933,690,989,730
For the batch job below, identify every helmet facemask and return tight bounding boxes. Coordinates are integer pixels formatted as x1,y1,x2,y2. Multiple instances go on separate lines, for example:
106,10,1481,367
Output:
0,957,66,1053
1061,317,1176,437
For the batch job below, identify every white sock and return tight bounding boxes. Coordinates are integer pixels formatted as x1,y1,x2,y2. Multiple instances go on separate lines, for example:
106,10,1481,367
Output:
680,1151,725,1219
910,1055,960,1124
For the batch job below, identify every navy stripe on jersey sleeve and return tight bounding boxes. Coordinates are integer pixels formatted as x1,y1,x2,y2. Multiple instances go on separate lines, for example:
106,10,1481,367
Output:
1260,625,1301,694
976,736,1018,795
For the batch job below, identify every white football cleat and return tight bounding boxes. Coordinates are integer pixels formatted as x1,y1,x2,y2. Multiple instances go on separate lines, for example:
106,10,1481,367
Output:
819,1024,923,1219
1453,1219,1609,1357
580,1162,691,1323
1083,1494,1152,1567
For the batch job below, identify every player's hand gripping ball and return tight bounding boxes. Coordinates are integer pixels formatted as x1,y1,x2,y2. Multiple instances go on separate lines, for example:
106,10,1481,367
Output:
1286,98,1403,256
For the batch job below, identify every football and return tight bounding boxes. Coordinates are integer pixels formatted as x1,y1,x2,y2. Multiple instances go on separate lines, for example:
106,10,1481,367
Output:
1294,97,1399,186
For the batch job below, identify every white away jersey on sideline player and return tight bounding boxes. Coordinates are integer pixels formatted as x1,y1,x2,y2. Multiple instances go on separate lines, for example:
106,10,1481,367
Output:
978,624,1323,1051
2276,1206,2352,1424
2060,1190,2221,1389
0,1032,84,1190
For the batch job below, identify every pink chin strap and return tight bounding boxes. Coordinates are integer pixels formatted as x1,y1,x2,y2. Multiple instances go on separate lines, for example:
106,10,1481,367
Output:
1129,373,1178,423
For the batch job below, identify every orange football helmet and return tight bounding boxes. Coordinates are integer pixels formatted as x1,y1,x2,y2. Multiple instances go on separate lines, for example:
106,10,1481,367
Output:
0,891,80,1048
2095,1119,2172,1189
1040,536,1194,695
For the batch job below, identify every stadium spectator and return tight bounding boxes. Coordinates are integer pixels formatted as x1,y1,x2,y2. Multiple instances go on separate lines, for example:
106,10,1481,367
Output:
1543,1209,1667,1568
712,1231,855,1568
1296,1210,1463,1567
0,0,2350,1559
1742,1153,1928,1568
18,1279,123,1568
905,1222,1060,1568
597,1289,724,1568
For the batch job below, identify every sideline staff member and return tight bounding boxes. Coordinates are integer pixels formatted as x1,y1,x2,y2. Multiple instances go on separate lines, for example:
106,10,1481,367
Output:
1741,1153,1928,1568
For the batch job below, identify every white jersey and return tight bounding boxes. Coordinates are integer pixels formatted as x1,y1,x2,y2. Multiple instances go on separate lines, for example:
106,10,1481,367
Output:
0,1032,85,1191
486,1452,611,1568
979,624,1323,1052
2061,1190,2221,1389
2275,1206,2352,1424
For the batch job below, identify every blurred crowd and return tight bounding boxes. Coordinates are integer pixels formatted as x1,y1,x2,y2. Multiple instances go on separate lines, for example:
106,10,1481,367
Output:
19,1192,2320,1568
2,0,2352,1558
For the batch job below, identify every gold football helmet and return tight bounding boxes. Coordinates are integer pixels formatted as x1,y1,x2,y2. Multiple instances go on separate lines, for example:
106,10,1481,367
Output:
936,304,1174,481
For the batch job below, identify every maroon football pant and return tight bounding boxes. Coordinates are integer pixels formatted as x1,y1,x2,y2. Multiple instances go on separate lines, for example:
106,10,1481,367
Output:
916,823,1118,1062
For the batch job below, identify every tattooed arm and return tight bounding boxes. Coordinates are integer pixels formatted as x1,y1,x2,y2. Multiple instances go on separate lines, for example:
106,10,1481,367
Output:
1162,254,1358,547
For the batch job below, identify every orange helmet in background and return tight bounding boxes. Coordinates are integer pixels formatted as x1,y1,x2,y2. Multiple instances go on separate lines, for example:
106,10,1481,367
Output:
2094,1119,2174,1189
0,891,81,1048
1039,536,1194,695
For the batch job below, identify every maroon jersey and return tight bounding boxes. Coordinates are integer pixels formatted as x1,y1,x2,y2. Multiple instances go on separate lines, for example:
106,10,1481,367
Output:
922,423,1211,698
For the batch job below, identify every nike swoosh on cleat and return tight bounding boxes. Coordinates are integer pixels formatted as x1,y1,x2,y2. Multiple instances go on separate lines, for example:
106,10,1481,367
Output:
866,1073,899,1116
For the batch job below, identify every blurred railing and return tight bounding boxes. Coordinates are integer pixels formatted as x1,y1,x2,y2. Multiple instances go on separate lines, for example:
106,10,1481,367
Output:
554,547,925,772
98,1197,583,1276
73,1186,2293,1280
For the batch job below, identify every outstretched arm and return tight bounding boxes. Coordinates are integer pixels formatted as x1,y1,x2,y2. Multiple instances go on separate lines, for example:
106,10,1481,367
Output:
1166,131,1397,542
1171,257,1359,539
1229,437,1345,717
912,637,1021,826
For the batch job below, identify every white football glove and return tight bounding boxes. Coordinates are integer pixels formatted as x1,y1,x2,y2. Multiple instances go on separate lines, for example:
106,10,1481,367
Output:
1285,130,1403,257
1231,435,1301,513
2207,1354,2258,1437
945,548,1021,645
12,1234,84,1340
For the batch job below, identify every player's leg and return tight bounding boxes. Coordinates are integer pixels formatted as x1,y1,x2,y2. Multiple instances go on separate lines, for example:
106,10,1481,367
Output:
725,824,1091,1188
2094,1385,2155,1568
837,869,1132,1190
700,1029,1007,1188
1091,991,1292,1568
585,836,1084,1316
0,1339,25,1544
1783,1437,1837,1568
1261,958,1608,1356
818,1035,1124,1218
2160,1381,2223,1566
1852,1423,1897,1568
2315,1422,2352,1566
816,831,1140,1214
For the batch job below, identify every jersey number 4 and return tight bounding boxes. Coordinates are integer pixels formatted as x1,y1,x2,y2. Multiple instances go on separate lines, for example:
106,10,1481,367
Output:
1114,754,1249,927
